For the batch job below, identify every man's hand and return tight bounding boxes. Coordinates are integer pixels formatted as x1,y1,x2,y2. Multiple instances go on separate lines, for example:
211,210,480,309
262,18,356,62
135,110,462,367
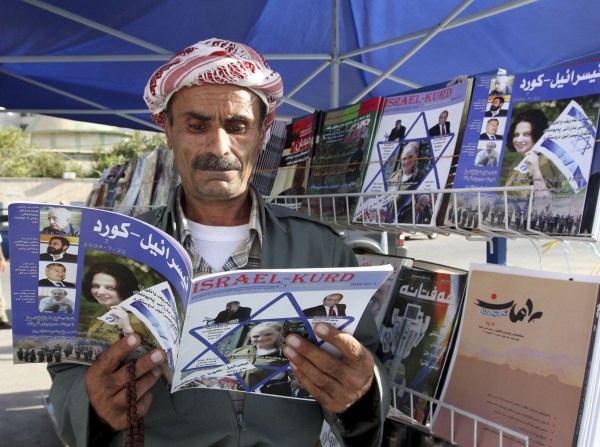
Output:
283,323,374,413
83,334,166,430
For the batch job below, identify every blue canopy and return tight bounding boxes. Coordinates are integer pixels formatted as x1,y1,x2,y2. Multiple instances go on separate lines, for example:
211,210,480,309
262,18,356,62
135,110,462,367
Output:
1,0,599,131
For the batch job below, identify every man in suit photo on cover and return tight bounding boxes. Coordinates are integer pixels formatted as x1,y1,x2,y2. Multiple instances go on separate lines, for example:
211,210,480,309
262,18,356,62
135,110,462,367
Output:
387,119,406,142
40,236,77,263
485,96,507,117
38,262,76,288
428,110,450,137
212,300,252,323
480,118,503,140
303,293,346,317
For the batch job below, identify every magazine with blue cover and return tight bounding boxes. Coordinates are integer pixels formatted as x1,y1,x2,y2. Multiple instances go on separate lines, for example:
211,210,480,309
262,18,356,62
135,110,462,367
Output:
8,202,392,397
448,59,600,240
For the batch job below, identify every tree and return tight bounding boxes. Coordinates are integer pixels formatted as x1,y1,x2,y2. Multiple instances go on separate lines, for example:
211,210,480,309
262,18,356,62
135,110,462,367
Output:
93,131,166,175
0,126,35,177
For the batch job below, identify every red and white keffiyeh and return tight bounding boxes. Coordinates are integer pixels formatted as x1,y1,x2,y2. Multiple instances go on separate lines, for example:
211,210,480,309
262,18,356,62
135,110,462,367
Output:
144,38,283,129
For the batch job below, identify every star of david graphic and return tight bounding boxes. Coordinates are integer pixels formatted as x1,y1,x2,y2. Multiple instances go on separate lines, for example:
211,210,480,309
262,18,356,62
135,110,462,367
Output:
571,133,593,157
359,111,454,223
180,291,354,392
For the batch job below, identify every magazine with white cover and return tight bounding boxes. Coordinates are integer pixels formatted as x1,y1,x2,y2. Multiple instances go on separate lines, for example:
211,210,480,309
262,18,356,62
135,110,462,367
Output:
8,202,392,397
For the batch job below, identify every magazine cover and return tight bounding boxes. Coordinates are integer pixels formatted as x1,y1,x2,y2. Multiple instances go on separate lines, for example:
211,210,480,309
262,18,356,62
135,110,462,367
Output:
448,59,600,240
305,97,384,223
378,260,467,422
268,112,319,210
351,78,473,227
433,263,600,447
9,202,392,397
250,119,289,197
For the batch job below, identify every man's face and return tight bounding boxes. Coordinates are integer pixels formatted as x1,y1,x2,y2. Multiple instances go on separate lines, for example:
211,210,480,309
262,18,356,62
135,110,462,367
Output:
323,294,343,306
486,142,496,154
226,303,240,312
438,112,448,124
416,198,429,213
486,120,499,134
46,265,66,282
51,290,67,302
48,210,70,231
164,84,266,206
47,239,66,255
490,98,503,112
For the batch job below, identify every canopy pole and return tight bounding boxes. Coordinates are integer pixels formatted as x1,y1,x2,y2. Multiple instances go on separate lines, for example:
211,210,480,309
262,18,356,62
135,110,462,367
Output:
330,0,340,109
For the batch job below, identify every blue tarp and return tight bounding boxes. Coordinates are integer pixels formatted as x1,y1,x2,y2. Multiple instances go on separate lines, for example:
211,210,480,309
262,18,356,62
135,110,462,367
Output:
1,0,599,130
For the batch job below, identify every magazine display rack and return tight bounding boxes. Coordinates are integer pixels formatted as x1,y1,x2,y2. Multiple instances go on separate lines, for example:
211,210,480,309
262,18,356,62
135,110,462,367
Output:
267,184,598,243
390,386,530,446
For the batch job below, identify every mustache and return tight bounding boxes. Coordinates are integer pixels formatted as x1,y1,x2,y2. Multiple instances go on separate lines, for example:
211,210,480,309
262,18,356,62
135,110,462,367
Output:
191,154,242,171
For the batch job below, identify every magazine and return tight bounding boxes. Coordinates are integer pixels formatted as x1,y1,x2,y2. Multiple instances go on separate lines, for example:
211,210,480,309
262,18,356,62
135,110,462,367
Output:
448,59,600,240
351,78,473,227
250,119,289,197
268,112,320,211
432,263,600,447
377,260,467,422
305,97,384,223
8,202,392,397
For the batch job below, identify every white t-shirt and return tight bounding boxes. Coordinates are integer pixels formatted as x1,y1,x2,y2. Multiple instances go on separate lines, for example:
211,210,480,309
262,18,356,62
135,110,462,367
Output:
186,220,249,272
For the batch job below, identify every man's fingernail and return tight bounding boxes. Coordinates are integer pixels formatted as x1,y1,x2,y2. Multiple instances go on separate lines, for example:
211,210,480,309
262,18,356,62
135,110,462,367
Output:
283,346,297,359
315,323,329,336
151,350,164,363
127,334,137,346
152,367,162,377
287,334,301,347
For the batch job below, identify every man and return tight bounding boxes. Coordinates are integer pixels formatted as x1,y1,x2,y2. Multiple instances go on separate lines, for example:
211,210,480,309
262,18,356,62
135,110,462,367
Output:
39,289,74,313
40,236,77,263
48,38,389,447
475,141,500,167
302,293,347,317
480,118,503,140
428,110,450,137
490,73,512,96
398,194,432,224
213,301,252,323
38,263,75,287
484,97,507,117
387,119,406,142
40,207,81,237
262,372,311,398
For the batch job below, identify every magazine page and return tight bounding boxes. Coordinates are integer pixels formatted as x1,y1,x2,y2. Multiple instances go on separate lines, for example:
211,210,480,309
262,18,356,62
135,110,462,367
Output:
9,203,192,372
305,97,383,223
448,59,600,239
354,253,414,328
432,263,600,447
170,265,393,396
378,261,467,423
352,79,472,227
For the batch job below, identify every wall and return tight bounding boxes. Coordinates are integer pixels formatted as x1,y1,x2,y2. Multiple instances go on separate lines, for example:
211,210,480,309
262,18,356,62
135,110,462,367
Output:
0,178,96,210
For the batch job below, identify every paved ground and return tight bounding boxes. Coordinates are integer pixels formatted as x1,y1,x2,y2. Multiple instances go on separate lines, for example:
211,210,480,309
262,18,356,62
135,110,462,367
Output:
0,262,65,446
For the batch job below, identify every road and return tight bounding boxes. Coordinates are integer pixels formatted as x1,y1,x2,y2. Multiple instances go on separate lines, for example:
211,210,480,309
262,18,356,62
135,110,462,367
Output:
405,233,600,275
